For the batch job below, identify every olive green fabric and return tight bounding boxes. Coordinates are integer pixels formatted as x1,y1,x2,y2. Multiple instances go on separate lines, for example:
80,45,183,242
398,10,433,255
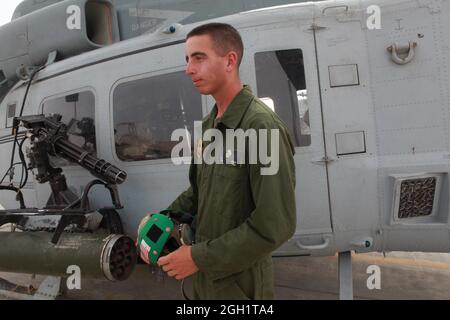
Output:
168,86,296,300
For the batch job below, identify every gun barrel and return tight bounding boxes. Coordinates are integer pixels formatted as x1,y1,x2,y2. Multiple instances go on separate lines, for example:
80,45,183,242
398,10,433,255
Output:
54,138,127,184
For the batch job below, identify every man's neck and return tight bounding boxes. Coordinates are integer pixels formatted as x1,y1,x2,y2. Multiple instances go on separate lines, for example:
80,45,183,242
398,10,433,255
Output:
213,81,243,119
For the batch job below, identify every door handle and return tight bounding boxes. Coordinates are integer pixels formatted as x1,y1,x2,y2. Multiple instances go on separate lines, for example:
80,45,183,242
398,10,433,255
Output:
296,237,330,250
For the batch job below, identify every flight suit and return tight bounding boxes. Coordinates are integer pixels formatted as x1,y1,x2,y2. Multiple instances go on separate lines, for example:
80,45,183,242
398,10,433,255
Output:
168,86,296,299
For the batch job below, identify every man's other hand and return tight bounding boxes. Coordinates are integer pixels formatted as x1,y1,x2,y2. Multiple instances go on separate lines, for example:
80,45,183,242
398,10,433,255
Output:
157,245,199,280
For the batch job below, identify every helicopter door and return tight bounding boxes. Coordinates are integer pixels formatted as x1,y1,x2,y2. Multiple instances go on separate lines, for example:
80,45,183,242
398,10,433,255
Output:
241,17,333,255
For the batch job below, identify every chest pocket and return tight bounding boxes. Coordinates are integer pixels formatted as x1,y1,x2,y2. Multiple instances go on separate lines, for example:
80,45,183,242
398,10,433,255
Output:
212,164,248,223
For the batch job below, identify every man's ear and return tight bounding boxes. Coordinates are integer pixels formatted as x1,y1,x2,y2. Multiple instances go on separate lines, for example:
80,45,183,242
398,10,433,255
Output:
226,51,239,70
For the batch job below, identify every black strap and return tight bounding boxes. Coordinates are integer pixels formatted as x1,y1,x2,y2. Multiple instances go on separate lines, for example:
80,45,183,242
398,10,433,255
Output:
181,278,192,300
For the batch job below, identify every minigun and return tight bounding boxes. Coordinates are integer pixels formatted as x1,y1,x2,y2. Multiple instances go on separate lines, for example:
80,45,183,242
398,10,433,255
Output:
14,114,126,185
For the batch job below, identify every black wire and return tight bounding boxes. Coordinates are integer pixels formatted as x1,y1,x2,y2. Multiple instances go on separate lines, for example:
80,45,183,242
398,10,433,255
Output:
16,139,23,187
0,186,25,209
20,160,24,188
7,65,44,186
0,162,23,185
0,136,28,186
19,66,45,118
18,137,28,189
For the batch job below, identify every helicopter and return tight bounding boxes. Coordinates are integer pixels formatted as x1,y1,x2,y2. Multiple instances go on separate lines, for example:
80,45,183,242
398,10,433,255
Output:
0,0,449,299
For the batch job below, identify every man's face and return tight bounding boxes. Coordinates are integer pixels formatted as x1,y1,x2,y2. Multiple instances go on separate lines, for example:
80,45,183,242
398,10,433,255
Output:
185,34,229,96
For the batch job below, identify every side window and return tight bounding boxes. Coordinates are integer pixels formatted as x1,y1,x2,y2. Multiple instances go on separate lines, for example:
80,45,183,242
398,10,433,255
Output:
42,91,96,166
113,71,202,161
255,49,311,147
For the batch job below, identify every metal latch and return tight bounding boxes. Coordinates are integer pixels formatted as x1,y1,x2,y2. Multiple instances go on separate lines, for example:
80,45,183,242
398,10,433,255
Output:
311,156,335,165
322,5,349,15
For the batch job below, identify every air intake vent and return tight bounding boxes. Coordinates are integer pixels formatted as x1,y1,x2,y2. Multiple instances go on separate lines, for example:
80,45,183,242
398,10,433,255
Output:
86,1,115,46
398,177,436,219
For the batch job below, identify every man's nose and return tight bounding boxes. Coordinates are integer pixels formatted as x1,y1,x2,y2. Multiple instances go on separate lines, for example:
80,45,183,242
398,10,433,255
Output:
185,61,195,75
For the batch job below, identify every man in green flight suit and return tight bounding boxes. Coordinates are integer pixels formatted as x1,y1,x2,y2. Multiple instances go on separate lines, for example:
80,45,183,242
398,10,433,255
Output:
148,22,296,299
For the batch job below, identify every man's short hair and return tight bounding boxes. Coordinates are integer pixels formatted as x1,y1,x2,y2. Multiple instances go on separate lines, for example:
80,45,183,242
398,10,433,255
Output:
187,22,244,67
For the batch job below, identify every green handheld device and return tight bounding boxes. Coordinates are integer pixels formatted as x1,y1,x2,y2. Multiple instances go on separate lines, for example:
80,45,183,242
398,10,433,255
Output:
137,210,195,265
137,213,175,264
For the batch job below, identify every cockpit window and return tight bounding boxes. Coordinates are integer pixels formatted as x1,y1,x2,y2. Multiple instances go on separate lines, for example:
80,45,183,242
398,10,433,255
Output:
113,71,202,162
41,91,96,166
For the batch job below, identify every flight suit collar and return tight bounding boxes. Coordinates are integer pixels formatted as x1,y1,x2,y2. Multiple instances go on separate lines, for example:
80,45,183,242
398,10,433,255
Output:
208,85,254,129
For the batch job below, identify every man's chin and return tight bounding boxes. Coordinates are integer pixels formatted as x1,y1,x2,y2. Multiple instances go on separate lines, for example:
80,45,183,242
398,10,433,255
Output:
194,83,214,95
197,88,212,95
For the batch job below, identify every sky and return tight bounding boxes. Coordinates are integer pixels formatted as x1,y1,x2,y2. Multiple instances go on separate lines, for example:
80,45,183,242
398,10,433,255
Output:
0,0,23,27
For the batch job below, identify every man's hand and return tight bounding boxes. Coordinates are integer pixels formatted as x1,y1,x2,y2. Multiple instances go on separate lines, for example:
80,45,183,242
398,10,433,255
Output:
157,245,199,280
